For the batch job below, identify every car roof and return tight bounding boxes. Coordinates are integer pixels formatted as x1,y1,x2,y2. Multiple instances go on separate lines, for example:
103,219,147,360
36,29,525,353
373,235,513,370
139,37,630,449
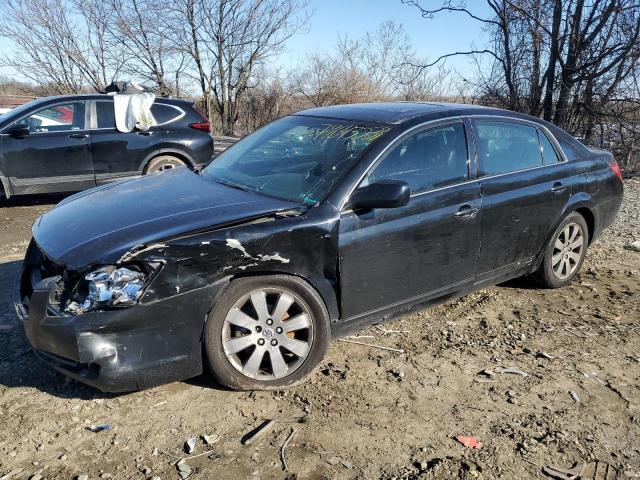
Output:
294,102,539,125
20,94,192,107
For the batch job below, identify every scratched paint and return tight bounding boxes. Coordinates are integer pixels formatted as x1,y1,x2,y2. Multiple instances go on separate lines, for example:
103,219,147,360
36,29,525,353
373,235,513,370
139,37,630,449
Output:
226,238,290,264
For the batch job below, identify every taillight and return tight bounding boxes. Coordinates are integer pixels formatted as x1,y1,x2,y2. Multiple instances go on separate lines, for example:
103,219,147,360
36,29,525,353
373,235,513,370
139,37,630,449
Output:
609,159,623,181
189,121,211,132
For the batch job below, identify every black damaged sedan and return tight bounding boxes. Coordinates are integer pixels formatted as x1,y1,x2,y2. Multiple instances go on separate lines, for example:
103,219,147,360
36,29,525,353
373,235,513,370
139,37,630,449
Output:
15,103,623,392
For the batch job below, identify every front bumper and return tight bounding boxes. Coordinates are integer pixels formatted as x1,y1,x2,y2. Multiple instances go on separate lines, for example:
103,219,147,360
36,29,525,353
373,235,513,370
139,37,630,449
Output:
14,259,223,393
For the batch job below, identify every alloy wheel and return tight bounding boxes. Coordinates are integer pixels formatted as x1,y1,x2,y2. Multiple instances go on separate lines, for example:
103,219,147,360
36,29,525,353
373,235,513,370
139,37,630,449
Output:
222,288,314,380
551,222,584,280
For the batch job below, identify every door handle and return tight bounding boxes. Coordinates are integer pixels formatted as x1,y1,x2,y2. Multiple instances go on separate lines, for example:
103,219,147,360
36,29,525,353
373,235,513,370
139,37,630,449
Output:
550,182,567,193
137,131,152,136
454,205,479,219
68,133,88,139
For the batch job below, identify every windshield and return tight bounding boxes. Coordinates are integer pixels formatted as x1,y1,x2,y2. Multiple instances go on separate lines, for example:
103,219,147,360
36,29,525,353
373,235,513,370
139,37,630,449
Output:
0,99,41,125
203,116,390,204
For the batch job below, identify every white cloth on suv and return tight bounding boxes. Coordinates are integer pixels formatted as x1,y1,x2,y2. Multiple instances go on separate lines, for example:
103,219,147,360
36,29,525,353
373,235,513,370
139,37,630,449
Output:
109,81,157,133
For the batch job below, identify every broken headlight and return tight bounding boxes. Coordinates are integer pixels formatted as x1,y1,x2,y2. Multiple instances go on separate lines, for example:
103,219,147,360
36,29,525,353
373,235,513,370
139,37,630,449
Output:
65,265,158,315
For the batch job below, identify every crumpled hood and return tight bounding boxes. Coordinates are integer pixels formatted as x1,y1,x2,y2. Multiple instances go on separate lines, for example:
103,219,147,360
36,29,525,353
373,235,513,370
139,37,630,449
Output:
33,167,298,269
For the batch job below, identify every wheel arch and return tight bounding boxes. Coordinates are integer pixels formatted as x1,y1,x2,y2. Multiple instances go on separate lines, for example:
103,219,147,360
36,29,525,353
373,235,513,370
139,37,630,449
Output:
532,196,597,273
140,148,197,174
222,269,339,324
574,206,595,245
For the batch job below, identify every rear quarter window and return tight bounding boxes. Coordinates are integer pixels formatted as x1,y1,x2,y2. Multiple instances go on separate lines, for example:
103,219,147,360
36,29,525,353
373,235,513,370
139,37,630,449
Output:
538,130,560,164
553,131,589,161
151,104,183,125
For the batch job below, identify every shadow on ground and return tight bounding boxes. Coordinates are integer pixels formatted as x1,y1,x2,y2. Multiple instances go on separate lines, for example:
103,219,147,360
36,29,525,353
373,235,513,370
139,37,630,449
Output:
0,193,69,208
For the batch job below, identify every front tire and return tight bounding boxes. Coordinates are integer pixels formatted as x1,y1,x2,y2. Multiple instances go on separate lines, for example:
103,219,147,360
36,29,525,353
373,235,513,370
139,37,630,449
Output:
535,212,589,288
204,275,330,391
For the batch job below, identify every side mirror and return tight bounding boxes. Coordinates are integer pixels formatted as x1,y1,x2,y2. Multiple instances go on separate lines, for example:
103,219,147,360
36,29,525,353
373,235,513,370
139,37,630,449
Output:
5,124,30,138
349,180,410,211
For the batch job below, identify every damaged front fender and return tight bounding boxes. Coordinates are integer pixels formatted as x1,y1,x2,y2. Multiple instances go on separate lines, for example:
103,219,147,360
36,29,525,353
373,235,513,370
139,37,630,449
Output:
120,204,341,323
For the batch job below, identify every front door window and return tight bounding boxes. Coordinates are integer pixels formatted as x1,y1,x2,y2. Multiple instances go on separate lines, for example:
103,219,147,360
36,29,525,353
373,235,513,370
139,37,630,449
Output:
14,102,85,133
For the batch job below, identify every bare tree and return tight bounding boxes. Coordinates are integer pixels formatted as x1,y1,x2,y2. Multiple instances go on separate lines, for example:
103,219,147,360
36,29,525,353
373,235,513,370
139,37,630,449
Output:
0,0,123,92
167,0,219,117
105,0,180,95
291,22,453,107
188,0,310,135
404,0,640,146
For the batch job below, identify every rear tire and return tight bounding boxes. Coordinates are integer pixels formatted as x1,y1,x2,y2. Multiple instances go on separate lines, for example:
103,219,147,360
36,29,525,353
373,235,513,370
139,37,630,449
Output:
144,155,187,174
204,275,330,391
535,212,589,288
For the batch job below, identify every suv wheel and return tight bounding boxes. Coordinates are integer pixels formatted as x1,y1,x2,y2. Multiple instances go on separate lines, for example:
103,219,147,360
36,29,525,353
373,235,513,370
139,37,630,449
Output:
145,155,187,174
536,211,589,288
204,275,330,390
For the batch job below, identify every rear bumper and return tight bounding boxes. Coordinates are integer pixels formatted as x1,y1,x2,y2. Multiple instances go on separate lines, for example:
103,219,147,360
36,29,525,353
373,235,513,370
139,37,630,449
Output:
14,266,222,393
592,177,623,243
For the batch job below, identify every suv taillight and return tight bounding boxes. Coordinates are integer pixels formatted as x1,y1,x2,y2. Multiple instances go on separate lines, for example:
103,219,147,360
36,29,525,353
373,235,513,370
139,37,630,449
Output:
189,121,211,132
609,159,623,181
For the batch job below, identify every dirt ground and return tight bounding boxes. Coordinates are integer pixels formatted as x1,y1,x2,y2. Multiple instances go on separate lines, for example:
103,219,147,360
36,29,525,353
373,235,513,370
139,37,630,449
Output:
0,180,639,480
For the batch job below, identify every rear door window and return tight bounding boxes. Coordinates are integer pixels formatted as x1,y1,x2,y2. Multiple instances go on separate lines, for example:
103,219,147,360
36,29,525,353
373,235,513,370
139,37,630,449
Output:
476,121,542,176
151,104,183,125
96,101,116,129
368,122,469,193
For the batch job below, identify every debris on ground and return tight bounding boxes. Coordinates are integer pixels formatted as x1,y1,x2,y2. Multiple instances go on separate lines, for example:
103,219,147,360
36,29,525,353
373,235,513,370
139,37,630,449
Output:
375,325,410,334
202,433,220,445
184,436,197,454
570,391,581,403
625,240,640,252
497,367,530,377
87,424,111,433
280,428,296,471
387,368,406,382
338,338,405,353
543,461,621,479
0,468,24,480
455,436,483,450
241,419,276,446
542,462,587,479
537,351,557,360
176,459,193,480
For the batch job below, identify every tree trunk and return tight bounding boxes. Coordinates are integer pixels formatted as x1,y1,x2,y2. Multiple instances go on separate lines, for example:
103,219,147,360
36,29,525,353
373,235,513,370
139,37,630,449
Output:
554,0,585,128
542,0,562,121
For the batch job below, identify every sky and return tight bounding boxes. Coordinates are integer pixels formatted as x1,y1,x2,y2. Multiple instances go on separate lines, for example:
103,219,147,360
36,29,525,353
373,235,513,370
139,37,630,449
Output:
276,0,491,76
0,0,491,82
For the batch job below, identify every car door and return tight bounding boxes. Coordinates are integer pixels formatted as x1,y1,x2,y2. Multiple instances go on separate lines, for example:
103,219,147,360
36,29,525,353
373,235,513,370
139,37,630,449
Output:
472,118,571,283
1,100,94,194
338,120,482,320
89,99,186,183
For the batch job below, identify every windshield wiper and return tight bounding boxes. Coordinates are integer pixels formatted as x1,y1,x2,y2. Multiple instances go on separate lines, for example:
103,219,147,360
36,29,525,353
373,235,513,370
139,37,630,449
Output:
213,178,254,193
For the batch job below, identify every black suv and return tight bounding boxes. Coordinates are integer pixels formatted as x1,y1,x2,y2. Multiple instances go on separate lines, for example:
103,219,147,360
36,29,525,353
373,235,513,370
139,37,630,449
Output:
0,94,213,198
